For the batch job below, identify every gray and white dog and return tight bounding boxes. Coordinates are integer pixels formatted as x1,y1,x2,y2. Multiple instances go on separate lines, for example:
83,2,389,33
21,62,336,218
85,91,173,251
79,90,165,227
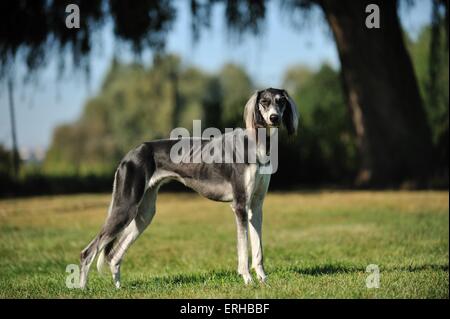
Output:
79,88,298,288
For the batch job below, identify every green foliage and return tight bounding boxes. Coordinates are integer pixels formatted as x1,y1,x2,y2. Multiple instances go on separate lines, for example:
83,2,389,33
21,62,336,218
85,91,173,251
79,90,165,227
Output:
298,64,357,178
43,18,448,185
0,0,177,77
408,23,449,172
219,64,254,128
45,54,358,185
45,56,182,174
43,56,357,184
0,145,13,177
274,64,357,186
44,55,254,176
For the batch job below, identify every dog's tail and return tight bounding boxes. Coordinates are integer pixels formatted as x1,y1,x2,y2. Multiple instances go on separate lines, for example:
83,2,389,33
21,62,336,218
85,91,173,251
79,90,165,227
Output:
96,247,108,274
95,246,111,273
96,233,120,273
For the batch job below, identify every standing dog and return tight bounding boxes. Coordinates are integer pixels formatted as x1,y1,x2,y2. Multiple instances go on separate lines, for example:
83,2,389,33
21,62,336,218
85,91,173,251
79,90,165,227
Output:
79,88,298,288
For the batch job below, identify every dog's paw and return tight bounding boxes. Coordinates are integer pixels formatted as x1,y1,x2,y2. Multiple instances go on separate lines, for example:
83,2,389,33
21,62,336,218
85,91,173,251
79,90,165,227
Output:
241,273,253,285
253,266,267,284
257,274,267,284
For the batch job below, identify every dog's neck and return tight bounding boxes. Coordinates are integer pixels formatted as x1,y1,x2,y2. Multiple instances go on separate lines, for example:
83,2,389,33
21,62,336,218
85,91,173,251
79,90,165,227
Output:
246,127,273,163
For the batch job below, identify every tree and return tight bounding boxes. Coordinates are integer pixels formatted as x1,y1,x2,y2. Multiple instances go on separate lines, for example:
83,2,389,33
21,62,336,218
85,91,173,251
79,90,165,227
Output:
0,145,15,178
44,56,244,175
316,0,434,185
408,19,449,182
213,0,443,185
219,64,254,128
271,64,358,187
2,0,447,186
7,78,19,179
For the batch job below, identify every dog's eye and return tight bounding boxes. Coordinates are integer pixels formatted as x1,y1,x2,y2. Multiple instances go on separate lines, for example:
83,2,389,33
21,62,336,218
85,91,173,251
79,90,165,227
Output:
260,99,270,107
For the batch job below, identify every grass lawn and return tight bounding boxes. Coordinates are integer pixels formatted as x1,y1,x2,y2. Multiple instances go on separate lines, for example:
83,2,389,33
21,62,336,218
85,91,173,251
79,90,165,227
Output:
0,191,448,298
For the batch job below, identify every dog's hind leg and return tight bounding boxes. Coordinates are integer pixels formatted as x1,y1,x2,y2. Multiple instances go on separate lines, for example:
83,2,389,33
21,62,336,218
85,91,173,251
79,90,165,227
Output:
79,156,149,289
106,187,157,288
79,227,118,289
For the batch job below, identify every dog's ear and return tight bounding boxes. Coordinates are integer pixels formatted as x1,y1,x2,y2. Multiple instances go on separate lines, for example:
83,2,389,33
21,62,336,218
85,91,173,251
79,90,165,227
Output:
243,91,261,131
282,90,299,135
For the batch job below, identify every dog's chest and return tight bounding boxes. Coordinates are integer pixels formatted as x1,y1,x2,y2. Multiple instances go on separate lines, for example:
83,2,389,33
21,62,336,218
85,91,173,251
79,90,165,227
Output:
245,164,271,202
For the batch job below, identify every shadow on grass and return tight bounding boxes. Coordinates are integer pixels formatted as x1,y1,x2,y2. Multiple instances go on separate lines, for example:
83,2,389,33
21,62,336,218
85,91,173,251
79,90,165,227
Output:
285,264,361,276
397,264,449,272
125,263,448,288
283,263,449,276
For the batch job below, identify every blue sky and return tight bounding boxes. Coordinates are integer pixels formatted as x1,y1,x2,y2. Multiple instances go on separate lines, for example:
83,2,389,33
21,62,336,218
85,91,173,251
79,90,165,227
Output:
0,0,432,151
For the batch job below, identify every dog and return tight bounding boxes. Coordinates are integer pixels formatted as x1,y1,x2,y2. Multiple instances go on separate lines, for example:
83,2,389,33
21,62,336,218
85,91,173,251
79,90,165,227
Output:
79,88,298,288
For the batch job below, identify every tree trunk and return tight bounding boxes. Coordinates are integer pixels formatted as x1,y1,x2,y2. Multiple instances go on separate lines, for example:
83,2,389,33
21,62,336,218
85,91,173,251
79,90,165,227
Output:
319,0,433,186
7,77,20,179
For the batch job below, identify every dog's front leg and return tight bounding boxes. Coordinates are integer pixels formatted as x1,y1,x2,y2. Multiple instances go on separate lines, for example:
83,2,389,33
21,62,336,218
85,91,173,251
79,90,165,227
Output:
233,204,252,285
248,203,266,283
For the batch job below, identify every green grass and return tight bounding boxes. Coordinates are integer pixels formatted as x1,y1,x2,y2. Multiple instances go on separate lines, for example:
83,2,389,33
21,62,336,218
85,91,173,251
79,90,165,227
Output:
0,191,448,298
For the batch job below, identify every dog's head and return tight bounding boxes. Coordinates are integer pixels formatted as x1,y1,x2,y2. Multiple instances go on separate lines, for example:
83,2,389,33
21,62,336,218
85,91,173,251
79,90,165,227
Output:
244,88,299,135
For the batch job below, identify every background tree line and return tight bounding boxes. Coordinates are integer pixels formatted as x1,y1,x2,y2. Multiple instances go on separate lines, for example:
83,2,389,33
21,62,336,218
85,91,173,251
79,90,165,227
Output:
0,0,448,195
0,20,446,195
28,56,360,190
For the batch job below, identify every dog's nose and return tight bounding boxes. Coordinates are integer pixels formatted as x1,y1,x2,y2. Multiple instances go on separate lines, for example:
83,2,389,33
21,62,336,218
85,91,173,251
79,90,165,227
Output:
269,114,280,124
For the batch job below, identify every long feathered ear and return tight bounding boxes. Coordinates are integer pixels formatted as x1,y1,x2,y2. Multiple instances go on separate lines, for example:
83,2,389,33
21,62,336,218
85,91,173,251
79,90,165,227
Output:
282,91,299,135
243,91,259,131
